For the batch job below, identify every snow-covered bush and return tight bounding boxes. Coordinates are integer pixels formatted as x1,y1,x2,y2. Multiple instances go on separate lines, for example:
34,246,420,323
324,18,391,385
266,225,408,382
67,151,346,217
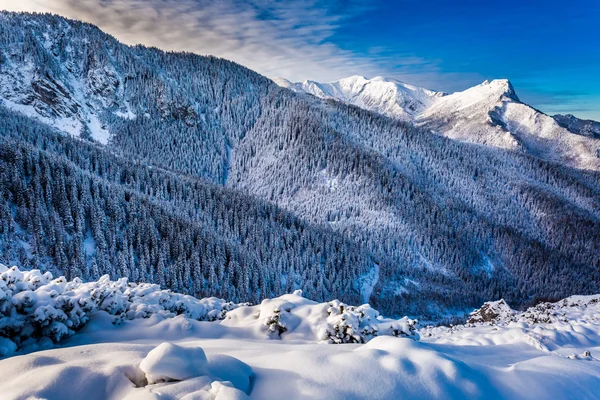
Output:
377,318,419,339
252,297,300,338
318,301,378,344
262,308,288,337
1,264,422,356
318,300,418,344
0,264,242,355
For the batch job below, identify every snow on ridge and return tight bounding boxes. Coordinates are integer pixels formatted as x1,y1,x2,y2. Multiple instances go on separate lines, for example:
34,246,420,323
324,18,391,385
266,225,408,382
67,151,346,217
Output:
423,294,600,356
273,75,443,120
423,78,518,116
467,294,600,326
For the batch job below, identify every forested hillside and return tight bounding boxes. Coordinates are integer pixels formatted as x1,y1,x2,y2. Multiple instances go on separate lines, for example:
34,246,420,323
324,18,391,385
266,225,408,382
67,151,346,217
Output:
0,106,378,306
1,12,599,317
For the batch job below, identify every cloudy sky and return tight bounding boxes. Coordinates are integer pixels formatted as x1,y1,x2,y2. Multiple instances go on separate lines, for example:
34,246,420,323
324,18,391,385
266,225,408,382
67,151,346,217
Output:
2,0,599,120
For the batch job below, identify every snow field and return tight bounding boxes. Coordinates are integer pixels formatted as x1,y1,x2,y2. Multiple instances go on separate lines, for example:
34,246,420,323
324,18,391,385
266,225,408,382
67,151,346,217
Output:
3,329,600,399
3,264,600,399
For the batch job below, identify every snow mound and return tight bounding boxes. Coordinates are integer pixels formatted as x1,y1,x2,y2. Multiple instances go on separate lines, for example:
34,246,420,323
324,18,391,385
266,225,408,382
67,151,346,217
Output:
423,294,600,357
136,343,253,398
207,354,254,394
355,336,488,397
519,295,600,324
125,341,255,399
0,341,253,400
466,295,600,326
140,342,209,384
205,381,250,400
125,342,254,398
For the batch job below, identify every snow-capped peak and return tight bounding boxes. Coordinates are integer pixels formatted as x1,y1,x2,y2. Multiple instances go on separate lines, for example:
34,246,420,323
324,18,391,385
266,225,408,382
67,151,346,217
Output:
462,78,519,102
270,77,294,88
477,78,518,100
421,78,519,116
419,78,600,169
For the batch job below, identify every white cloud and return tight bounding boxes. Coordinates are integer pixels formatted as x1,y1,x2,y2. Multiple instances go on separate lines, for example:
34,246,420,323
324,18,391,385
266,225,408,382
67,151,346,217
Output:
1,0,467,86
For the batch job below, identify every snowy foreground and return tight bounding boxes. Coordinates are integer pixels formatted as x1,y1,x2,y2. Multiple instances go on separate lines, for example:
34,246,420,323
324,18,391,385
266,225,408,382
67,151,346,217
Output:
2,265,600,399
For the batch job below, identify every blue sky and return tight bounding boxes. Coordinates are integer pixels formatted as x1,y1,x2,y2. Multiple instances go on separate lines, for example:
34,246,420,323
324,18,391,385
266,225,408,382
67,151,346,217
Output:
332,0,600,119
4,0,600,119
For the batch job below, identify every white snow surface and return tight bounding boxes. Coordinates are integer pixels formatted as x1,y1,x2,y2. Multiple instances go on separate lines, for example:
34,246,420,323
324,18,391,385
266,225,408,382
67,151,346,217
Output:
3,264,600,399
275,76,600,170
87,113,111,144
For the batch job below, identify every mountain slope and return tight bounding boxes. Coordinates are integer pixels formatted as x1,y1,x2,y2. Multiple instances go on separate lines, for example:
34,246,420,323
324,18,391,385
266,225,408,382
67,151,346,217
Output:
0,11,272,184
277,76,600,170
0,105,379,306
1,12,600,317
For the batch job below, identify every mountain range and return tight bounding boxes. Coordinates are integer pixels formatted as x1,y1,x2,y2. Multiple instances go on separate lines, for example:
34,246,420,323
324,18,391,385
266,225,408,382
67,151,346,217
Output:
1,12,599,317
275,76,600,170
